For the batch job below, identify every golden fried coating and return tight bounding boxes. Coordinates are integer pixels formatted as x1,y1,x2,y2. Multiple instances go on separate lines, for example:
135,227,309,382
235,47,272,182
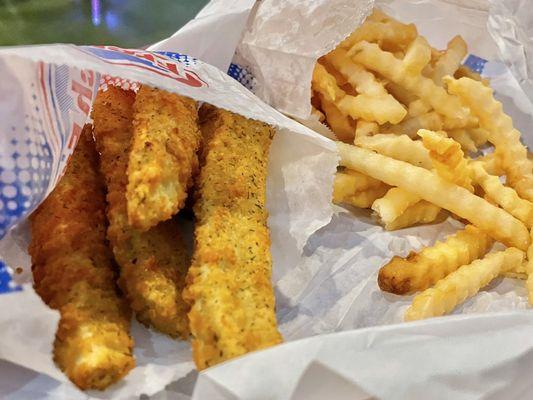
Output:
92,87,190,338
127,86,201,231
378,225,494,294
184,105,282,370
29,126,134,390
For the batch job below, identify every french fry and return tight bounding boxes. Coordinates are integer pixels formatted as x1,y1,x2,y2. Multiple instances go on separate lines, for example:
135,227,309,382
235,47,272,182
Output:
338,143,531,249
476,152,505,176
383,200,444,231
340,9,418,52
355,120,379,139
471,161,533,228
355,134,432,169
445,76,533,202
418,129,474,191
454,65,490,86
447,129,477,153
402,36,432,75
404,248,525,320
378,225,493,294
349,41,471,122
316,55,406,124
334,171,390,208
431,35,467,85
407,99,431,117
372,187,421,224
467,127,490,147
318,93,355,142
384,112,443,138
386,81,418,105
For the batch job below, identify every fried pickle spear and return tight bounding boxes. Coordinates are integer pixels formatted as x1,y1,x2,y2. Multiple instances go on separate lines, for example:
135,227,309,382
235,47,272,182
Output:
184,105,282,370
405,248,524,320
378,225,494,294
29,126,135,390
92,87,189,338
127,86,201,231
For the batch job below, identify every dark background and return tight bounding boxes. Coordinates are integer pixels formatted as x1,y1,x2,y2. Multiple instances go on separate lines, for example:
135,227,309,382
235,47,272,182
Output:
0,0,209,47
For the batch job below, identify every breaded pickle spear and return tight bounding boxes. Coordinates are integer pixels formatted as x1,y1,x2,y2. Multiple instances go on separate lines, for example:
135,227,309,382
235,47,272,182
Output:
29,125,135,390
184,105,282,370
92,87,190,338
127,86,201,231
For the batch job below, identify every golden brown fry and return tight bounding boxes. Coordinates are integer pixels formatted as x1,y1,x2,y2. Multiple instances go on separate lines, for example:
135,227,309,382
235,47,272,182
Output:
405,248,524,320
29,126,134,390
431,35,467,85
338,143,530,249
184,105,282,370
127,86,201,231
378,225,494,295
92,87,190,338
447,129,477,153
334,171,390,209
418,129,474,191
383,200,444,231
445,76,533,202
317,93,355,142
372,187,421,224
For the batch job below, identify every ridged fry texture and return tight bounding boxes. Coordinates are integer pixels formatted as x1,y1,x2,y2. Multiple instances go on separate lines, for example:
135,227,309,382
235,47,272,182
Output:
378,225,494,294
333,169,390,208
184,105,282,370
405,248,524,320
29,126,135,390
384,200,443,231
127,86,201,231
92,87,190,338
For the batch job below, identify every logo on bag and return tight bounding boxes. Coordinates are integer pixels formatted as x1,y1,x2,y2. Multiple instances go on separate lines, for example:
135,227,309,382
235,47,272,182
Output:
80,46,207,88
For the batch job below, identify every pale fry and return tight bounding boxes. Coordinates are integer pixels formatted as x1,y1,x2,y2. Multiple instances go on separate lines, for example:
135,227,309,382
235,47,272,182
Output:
431,35,467,85
404,248,524,320
384,112,443,138
445,76,533,201
407,99,431,117
384,200,443,231
372,187,421,224
378,225,493,294
338,143,531,249
127,86,201,231
471,161,533,228
334,170,390,208
184,105,282,370
402,36,431,75
447,129,477,153
340,10,417,51
29,126,134,390
355,134,432,169
336,185,390,208
318,93,355,142
355,120,379,139
92,87,190,338
418,129,474,191
349,41,470,122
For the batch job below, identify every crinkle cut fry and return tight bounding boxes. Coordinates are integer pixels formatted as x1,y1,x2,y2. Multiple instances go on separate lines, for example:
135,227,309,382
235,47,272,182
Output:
378,224,493,294
338,143,530,250
184,105,282,370
349,41,471,122
127,86,201,231
29,125,134,390
445,76,533,202
526,229,533,304
92,87,190,338
383,200,443,231
405,248,524,320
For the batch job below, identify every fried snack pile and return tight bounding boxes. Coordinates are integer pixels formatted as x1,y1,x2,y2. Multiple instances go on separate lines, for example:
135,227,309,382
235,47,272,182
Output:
321,9,533,319
92,87,190,338
184,105,282,370
29,125,135,390
127,86,201,231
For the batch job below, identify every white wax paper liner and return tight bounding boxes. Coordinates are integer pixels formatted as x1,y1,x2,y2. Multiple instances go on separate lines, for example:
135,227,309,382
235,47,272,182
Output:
0,44,337,399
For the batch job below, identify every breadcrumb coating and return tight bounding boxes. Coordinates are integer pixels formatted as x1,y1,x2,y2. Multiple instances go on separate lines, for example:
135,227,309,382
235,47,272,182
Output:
92,87,190,338
29,125,134,390
127,86,201,231
184,105,282,370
